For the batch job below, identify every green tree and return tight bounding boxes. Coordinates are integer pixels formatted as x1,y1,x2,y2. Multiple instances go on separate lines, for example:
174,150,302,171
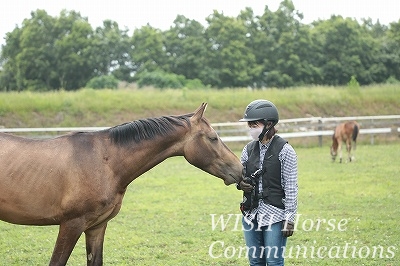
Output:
136,70,185,89
0,27,22,90
53,10,95,90
164,15,209,83
0,9,96,90
256,0,321,87
362,18,388,39
205,11,260,88
91,20,133,81
86,75,119,89
383,20,400,81
131,25,168,79
312,16,385,85
2,2,398,91
15,10,57,90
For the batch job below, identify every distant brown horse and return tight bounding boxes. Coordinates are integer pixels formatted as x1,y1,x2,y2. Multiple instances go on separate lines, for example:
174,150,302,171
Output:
0,103,243,265
330,121,359,163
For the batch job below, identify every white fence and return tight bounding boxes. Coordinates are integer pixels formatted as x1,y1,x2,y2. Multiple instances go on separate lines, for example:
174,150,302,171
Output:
213,115,400,145
1,115,399,145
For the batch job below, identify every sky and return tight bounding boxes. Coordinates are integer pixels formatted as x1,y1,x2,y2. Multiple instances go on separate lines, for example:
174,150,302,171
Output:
1,0,399,46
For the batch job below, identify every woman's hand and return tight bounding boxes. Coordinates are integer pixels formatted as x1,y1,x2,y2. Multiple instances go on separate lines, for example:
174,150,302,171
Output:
282,220,295,237
236,181,254,193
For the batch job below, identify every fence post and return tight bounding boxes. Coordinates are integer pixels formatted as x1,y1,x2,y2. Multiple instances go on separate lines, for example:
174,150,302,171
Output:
370,119,374,145
318,119,323,147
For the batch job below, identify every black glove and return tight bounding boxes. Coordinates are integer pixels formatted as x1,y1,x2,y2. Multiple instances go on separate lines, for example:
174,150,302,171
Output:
282,220,295,237
236,180,254,193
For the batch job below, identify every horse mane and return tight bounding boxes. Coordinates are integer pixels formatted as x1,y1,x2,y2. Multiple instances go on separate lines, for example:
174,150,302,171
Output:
107,114,192,145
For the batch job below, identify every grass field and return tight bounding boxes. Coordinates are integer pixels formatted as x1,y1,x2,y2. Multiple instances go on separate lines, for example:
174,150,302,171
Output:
1,85,399,128
0,142,398,265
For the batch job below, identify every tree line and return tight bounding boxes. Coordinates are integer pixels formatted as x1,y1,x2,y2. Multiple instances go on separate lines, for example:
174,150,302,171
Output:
1,0,399,91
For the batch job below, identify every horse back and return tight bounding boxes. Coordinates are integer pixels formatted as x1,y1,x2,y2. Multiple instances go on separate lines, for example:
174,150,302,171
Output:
0,132,114,225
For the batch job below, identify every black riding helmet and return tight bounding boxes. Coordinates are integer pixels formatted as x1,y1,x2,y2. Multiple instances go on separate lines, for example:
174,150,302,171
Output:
239,99,279,141
239,99,279,124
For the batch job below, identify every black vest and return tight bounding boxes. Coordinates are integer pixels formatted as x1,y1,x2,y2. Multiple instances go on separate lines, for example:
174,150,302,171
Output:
245,135,287,209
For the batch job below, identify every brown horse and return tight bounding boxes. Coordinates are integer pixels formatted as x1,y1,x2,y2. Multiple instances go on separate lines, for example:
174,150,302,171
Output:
330,121,359,163
0,103,243,265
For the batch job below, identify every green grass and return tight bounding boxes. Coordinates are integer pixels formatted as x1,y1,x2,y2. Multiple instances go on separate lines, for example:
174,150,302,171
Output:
0,85,399,264
0,84,399,128
0,143,399,265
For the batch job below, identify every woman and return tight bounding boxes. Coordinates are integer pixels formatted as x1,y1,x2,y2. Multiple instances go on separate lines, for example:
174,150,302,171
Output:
237,99,298,266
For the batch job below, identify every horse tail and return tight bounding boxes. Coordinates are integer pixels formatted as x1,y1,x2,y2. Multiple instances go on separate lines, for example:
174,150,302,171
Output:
352,123,359,150
352,123,359,142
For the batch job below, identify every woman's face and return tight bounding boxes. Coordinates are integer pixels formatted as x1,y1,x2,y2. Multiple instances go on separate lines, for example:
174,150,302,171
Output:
248,122,264,140
247,121,275,141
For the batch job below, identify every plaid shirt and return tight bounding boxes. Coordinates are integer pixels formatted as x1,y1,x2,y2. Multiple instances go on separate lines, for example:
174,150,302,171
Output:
240,135,298,226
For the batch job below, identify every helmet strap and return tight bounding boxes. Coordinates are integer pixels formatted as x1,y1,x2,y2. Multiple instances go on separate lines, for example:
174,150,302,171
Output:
258,121,276,142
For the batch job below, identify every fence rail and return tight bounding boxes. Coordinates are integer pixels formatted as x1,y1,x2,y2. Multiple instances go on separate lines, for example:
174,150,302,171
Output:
1,115,399,145
214,115,400,144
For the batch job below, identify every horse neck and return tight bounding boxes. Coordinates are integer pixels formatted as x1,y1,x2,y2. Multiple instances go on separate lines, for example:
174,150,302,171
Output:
108,129,187,189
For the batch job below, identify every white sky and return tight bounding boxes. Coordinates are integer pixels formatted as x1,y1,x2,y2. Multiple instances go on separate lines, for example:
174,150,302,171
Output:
1,0,399,45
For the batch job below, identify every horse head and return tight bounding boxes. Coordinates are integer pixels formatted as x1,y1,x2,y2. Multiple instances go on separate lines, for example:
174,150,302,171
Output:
183,103,243,185
330,145,337,161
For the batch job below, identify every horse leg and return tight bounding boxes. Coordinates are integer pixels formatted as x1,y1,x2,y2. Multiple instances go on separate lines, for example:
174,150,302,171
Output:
351,140,356,161
338,141,343,163
347,139,352,162
84,223,108,266
49,220,85,266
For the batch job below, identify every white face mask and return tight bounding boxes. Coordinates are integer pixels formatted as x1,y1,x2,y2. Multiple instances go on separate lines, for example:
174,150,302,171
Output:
249,126,264,140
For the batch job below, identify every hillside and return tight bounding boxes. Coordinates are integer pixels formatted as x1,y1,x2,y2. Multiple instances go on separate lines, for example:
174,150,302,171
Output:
0,85,399,128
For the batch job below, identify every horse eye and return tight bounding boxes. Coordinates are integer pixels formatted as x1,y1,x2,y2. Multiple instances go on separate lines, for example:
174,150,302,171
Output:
208,136,218,142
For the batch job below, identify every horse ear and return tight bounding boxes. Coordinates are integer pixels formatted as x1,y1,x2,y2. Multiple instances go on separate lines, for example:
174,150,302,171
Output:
191,102,208,122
